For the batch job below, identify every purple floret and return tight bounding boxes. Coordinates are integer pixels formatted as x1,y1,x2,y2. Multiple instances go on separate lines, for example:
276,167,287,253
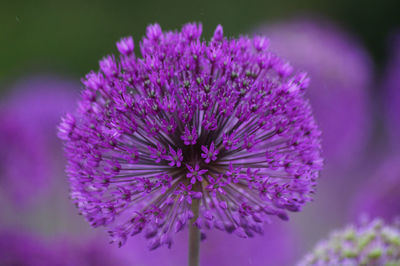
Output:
59,22,322,249
186,164,207,184
200,142,219,164
181,126,198,145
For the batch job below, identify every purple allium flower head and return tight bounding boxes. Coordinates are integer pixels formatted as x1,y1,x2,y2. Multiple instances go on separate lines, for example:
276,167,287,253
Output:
59,23,322,249
0,75,77,206
384,33,400,148
255,18,372,169
350,155,400,222
297,218,400,266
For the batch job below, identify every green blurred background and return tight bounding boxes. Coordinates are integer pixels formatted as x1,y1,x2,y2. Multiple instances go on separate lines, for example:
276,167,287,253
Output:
1,0,399,86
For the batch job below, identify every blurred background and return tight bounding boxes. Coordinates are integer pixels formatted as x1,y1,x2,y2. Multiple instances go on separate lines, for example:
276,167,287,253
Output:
1,0,400,265
1,0,399,82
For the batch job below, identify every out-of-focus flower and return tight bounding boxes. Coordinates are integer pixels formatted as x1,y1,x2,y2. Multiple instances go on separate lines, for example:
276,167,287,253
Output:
59,22,322,249
350,155,400,221
255,18,372,169
0,75,77,207
4,75,79,134
384,33,400,148
0,230,58,266
0,112,49,206
53,236,131,266
297,218,400,266
111,222,298,266
202,223,298,266
0,230,129,266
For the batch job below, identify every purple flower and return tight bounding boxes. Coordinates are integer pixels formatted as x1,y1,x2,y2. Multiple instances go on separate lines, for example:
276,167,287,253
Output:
57,236,132,266
148,143,165,163
0,231,130,266
186,164,207,184
115,222,298,266
0,112,48,206
201,142,219,164
255,18,372,169
0,75,77,206
116,36,134,56
0,230,59,266
59,23,322,249
201,223,298,266
206,175,226,195
297,218,400,266
350,155,400,221
175,183,203,205
165,146,183,167
384,33,400,148
0,228,298,266
225,163,241,183
222,132,239,150
181,126,198,145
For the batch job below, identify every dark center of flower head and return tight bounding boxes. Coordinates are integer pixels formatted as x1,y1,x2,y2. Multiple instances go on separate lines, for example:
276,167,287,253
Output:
58,23,322,250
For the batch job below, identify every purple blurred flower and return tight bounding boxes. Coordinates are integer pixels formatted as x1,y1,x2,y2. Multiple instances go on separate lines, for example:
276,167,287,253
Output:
116,36,134,56
297,218,400,266
115,223,298,266
350,155,400,221
54,236,131,266
0,230,129,266
255,18,372,169
4,76,78,131
0,75,77,206
0,112,49,206
59,22,322,249
0,230,59,266
384,33,400,148
202,223,298,266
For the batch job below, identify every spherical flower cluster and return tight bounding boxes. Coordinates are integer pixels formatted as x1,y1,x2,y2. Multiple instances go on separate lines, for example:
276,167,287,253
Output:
297,219,400,266
255,18,372,169
59,23,322,249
